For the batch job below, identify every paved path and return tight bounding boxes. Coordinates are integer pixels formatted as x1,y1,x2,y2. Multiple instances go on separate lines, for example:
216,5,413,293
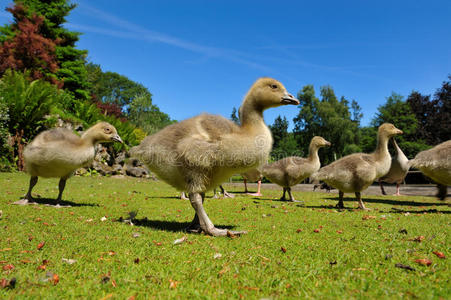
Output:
223,182,446,198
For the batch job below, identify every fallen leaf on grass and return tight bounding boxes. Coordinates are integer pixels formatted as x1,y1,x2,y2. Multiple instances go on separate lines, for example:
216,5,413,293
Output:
336,230,343,234
281,247,287,253
362,215,376,220
37,242,45,250
100,216,107,222
218,265,230,276
213,253,222,259
169,279,179,289
111,279,117,287
432,251,445,259
415,259,432,266
296,228,302,233
398,229,408,234
0,277,16,289
0,248,12,252
100,293,113,300
173,236,187,245
313,229,321,233
134,258,140,264
20,259,31,264
2,264,14,271
410,236,425,242
51,274,59,285
395,263,416,271
62,258,77,265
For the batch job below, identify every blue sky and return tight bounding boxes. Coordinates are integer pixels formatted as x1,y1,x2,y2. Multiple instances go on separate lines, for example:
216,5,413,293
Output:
1,0,450,128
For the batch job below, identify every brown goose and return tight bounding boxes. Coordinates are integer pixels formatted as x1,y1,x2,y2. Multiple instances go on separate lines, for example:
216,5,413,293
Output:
409,140,451,200
20,122,122,206
311,123,402,210
262,136,330,202
379,138,410,196
130,77,299,236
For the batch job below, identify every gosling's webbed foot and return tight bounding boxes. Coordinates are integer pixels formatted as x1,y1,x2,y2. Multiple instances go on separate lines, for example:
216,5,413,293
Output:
203,227,247,237
335,202,344,209
223,191,235,198
247,192,262,197
13,198,37,205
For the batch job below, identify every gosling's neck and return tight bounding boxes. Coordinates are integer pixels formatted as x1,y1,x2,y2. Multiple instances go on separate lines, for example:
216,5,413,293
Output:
307,144,320,163
239,99,266,130
373,134,390,161
80,128,101,147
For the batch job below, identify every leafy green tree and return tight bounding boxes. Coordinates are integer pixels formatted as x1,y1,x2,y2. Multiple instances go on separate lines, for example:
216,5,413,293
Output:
230,107,239,124
128,93,173,134
86,63,150,109
1,0,90,99
293,85,359,164
0,70,66,169
269,115,289,150
371,92,429,158
407,75,451,145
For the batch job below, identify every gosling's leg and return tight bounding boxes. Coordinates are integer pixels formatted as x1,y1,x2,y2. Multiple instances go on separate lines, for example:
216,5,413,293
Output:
248,180,263,197
15,176,39,205
336,191,344,209
55,178,67,206
379,180,387,195
394,183,401,196
356,192,370,210
220,185,234,198
280,187,287,201
180,192,189,200
436,184,447,200
185,213,201,233
188,192,246,237
287,187,301,202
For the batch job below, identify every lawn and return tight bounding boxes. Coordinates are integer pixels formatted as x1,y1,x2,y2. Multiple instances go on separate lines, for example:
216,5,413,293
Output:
0,172,449,299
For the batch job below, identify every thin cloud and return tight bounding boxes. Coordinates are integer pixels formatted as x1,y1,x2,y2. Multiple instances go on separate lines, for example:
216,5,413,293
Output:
75,2,271,72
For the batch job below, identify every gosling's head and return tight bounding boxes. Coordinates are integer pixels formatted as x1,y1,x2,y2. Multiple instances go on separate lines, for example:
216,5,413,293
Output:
245,77,299,109
88,122,123,144
311,136,331,148
378,123,403,138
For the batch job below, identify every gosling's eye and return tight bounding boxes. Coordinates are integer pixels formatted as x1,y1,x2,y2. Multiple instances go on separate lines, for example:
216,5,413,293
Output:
104,127,112,134
270,84,278,89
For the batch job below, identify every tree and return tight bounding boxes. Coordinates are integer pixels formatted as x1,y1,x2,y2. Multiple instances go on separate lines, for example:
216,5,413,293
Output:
372,92,429,158
269,115,289,150
86,63,151,110
0,4,60,85
128,93,173,134
0,0,90,99
0,70,66,169
230,107,239,124
293,85,359,164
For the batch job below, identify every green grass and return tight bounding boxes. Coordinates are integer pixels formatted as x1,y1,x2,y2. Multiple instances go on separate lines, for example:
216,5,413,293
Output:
0,172,449,299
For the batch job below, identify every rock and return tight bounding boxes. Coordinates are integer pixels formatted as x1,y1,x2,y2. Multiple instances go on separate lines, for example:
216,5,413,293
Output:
114,152,126,166
126,166,149,178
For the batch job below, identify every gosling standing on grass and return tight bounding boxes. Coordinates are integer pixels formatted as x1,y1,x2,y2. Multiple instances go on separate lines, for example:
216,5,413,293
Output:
130,78,299,236
19,122,122,206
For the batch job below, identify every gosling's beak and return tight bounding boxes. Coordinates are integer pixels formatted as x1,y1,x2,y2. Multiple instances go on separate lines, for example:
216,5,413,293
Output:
325,141,332,146
281,92,300,105
111,134,123,143
396,129,403,135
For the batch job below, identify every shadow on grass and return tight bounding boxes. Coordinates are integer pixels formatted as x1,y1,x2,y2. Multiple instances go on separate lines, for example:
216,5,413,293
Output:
387,208,451,214
16,197,98,207
122,218,236,233
324,196,448,207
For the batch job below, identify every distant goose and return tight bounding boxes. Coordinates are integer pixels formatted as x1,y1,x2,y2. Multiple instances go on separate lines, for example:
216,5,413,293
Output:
130,78,299,236
20,122,122,206
409,140,451,200
262,136,330,202
242,168,263,196
311,123,402,210
378,138,410,196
